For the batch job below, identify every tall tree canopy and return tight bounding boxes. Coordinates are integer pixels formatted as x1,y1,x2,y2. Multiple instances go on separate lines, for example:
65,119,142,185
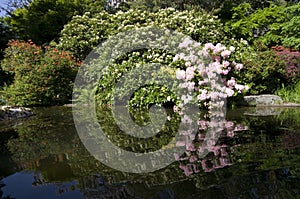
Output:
4,0,106,45
0,19,15,87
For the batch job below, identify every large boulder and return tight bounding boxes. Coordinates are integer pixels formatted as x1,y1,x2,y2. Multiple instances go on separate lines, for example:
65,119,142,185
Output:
0,106,34,121
243,95,283,106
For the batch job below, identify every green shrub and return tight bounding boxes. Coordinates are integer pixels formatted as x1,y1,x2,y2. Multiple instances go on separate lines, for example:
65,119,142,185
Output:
1,40,80,106
276,80,300,103
261,2,300,50
225,2,300,50
237,49,287,94
221,37,291,95
225,3,286,44
95,48,176,107
57,8,225,60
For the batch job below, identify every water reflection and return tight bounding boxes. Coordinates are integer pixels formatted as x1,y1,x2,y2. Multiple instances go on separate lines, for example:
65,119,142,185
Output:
0,107,299,198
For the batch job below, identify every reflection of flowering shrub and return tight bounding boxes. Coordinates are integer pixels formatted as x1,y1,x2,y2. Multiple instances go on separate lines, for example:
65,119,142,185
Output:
175,121,249,176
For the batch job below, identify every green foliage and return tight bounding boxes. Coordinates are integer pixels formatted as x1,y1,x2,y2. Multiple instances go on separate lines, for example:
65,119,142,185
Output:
275,80,300,103
57,8,225,60
225,3,286,44
237,49,287,94
261,2,300,50
6,0,106,45
126,0,277,13
1,40,80,106
0,19,15,87
0,19,15,54
225,2,300,50
95,49,177,107
223,39,291,95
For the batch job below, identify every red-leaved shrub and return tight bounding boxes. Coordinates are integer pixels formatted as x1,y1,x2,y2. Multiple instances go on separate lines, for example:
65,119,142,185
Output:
272,46,300,84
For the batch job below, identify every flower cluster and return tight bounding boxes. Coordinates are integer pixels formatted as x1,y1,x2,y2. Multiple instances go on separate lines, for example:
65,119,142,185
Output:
172,38,248,114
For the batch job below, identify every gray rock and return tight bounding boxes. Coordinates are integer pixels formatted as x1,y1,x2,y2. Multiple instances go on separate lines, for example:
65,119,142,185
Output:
0,106,34,121
243,95,283,106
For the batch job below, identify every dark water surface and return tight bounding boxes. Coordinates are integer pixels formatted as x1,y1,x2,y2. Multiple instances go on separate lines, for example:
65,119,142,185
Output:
0,106,300,199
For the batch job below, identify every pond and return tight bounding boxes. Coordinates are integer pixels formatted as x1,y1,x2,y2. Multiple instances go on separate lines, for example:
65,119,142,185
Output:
0,106,300,198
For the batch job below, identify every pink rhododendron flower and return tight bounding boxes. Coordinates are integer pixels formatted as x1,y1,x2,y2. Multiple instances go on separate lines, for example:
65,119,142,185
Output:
185,61,192,67
198,120,207,129
222,69,229,75
213,43,226,54
222,61,230,68
235,84,245,93
179,164,194,176
227,77,236,88
229,46,235,52
189,155,197,163
173,105,178,112
198,89,208,101
225,121,234,129
173,54,179,61
204,43,214,51
176,69,185,80
181,94,193,104
198,93,207,101
198,80,206,85
225,88,234,97
187,82,195,91
227,131,235,137
167,115,171,121
235,63,243,70
221,50,231,58
209,92,219,100
179,37,193,48
185,67,195,81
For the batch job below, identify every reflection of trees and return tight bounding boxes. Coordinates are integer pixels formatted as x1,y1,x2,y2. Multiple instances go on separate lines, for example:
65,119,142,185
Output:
0,129,19,178
77,175,137,199
2,107,300,198
94,106,181,153
5,107,82,185
7,107,79,167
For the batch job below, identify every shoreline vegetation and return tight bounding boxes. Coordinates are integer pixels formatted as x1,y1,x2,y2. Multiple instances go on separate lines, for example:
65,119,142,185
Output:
0,1,299,108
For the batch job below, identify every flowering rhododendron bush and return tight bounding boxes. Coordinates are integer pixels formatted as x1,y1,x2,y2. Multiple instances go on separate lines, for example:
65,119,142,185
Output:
1,40,80,106
57,8,225,60
95,35,248,113
171,39,248,112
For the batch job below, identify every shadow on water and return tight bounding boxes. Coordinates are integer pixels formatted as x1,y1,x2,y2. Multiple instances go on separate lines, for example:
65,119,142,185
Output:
0,106,299,198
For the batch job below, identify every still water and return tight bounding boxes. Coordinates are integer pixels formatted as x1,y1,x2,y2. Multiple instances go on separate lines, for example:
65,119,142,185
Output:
0,106,300,198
